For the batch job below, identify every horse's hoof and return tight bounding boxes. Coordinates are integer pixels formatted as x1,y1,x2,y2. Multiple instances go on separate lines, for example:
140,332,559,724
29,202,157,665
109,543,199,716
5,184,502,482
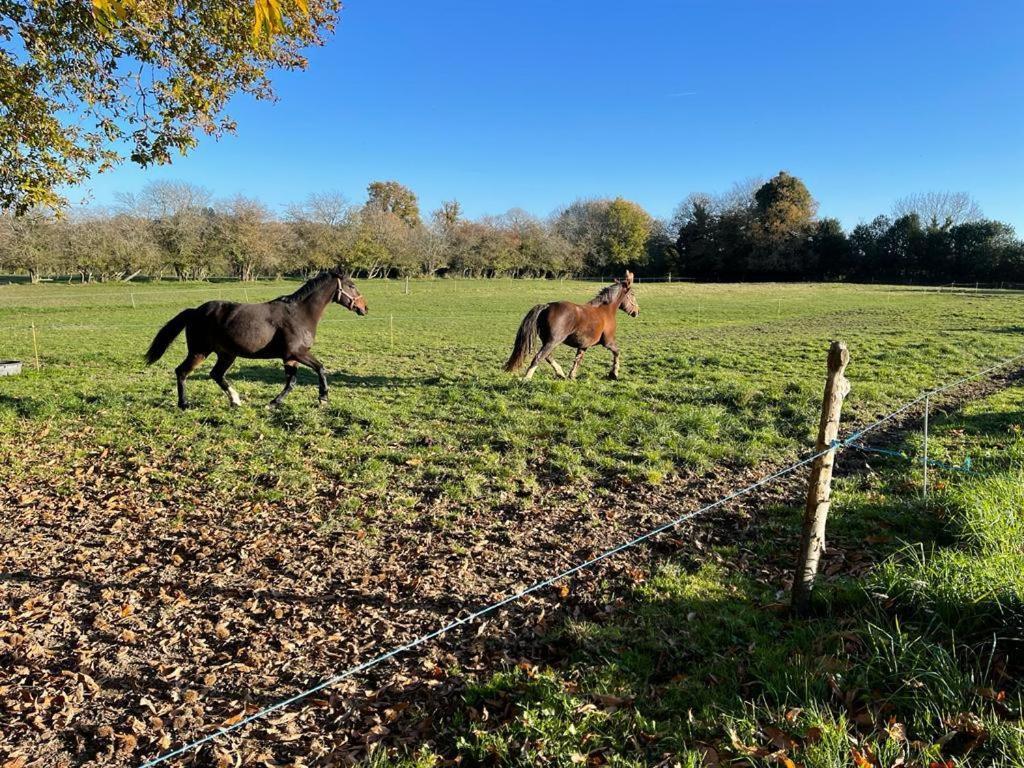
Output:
317,397,329,407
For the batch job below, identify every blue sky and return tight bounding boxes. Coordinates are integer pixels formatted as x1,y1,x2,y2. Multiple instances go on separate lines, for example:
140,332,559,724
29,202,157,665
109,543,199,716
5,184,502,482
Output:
75,0,1024,231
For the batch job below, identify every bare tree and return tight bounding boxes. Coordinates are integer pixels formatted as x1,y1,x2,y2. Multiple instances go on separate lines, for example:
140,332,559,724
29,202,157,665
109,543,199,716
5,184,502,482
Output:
552,198,611,270
0,209,57,282
215,196,281,281
118,181,216,279
671,178,764,235
118,180,212,220
671,192,716,232
716,176,764,214
286,192,356,272
411,223,447,277
892,191,983,229
351,205,412,277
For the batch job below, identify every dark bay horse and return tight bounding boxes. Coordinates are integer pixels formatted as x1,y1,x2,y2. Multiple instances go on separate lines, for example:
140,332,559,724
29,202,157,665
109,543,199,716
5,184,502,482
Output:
145,270,368,409
504,271,639,380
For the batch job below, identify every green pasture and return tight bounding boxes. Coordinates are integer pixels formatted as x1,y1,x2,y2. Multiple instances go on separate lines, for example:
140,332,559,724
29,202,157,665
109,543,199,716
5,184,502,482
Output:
1,279,1023,516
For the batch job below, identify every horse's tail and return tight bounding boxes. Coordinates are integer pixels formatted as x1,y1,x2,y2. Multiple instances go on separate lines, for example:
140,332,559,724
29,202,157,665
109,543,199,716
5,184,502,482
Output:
504,304,547,372
145,309,192,365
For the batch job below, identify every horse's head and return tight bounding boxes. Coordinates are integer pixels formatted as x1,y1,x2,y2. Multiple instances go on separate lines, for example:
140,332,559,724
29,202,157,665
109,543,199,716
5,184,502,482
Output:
618,270,639,317
333,274,368,315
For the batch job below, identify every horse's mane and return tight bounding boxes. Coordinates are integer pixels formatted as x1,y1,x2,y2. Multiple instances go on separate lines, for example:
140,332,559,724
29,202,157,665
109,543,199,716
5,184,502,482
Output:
273,272,337,303
587,282,622,306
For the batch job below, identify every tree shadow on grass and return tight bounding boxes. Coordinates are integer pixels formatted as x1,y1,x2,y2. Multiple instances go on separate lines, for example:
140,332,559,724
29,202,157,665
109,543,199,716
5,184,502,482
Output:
0,392,44,419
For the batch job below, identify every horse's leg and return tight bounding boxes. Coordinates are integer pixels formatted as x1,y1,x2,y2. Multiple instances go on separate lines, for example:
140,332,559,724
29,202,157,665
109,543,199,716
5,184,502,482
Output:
210,353,241,407
604,340,621,380
524,340,560,380
568,348,586,380
546,355,567,379
174,353,206,410
295,353,329,403
270,362,299,407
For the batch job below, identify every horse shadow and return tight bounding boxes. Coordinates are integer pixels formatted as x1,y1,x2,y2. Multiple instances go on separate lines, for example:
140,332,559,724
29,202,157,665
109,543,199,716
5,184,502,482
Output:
228,364,429,390
943,326,1024,335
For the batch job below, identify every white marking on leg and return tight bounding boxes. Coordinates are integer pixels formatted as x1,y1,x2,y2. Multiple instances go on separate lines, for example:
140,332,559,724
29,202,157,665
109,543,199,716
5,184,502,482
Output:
569,350,585,379
548,358,566,378
524,365,538,380
228,386,242,406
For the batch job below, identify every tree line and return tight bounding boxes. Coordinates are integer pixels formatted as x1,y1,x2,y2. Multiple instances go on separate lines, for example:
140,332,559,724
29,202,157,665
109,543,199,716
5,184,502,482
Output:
2,174,1022,284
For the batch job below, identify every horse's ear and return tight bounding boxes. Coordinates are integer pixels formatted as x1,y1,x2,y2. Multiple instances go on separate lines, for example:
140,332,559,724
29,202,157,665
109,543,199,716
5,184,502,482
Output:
624,271,634,288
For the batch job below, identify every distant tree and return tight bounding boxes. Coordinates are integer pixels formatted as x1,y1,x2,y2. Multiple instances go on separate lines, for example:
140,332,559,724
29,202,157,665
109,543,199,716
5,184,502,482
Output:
55,212,111,282
675,195,720,278
0,209,58,282
351,205,412,277
673,181,766,280
410,223,447,278
671,192,714,233
366,181,421,227
553,198,609,272
286,192,356,272
748,172,818,277
553,197,652,274
436,200,462,233
754,171,817,245
880,214,926,280
448,219,518,277
123,181,216,279
644,219,679,276
413,202,465,277
809,218,851,280
716,207,758,279
601,198,653,270
848,215,891,280
921,225,956,281
1,0,342,214
950,220,1022,281
893,192,983,230
215,196,280,281
716,177,764,216
538,229,577,276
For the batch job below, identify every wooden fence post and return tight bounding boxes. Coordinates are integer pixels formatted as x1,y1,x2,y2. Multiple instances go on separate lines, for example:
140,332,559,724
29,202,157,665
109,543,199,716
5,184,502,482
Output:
31,322,41,370
791,340,850,615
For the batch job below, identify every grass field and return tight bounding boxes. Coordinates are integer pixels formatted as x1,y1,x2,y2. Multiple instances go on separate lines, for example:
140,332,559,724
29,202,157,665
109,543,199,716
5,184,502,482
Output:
3,278,1024,766
2,279,1024,513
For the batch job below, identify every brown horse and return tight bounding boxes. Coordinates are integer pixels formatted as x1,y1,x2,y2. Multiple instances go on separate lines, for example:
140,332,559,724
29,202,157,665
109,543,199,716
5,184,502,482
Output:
145,270,368,409
504,271,639,380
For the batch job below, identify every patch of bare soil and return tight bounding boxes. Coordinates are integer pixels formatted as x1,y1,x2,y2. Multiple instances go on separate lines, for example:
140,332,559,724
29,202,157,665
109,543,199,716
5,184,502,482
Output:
2,370,1020,766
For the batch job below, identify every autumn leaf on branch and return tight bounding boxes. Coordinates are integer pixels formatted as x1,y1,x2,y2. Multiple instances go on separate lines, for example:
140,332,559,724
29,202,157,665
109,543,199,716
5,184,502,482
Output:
1,0,338,214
